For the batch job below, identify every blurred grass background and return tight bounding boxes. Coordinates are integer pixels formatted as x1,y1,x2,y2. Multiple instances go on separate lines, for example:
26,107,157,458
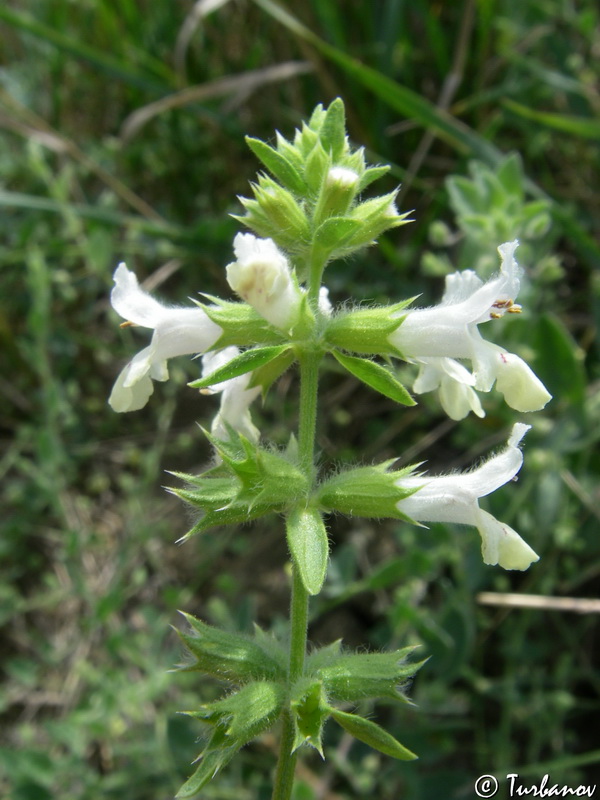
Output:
1,0,599,797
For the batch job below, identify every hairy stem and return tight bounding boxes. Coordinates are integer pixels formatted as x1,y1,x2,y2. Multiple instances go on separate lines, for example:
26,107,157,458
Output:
272,352,320,800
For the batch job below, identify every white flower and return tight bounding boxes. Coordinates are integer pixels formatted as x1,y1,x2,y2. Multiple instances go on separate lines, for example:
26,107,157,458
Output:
109,263,222,412
396,423,539,570
226,233,302,331
413,357,484,420
390,241,552,415
201,347,261,442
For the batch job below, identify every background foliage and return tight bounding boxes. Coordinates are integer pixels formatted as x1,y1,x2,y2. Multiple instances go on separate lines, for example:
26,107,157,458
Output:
1,0,599,797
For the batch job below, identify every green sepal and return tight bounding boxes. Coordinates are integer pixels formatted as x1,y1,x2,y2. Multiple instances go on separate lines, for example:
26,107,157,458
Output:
197,296,285,348
177,681,286,796
185,680,285,742
286,507,329,596
332,351,415,406
170,476,239,510
304,140,330,194
290,678,329,754
189,345,291,390
177,501,274,540
176,730,238,798
175,613,287,683
275,131,305,172
325,300,415,357
316,461,420,520
208,432,308,508
359,165,391,192
313,216,363,252
330,708,417,761
245,136,307,195
344,192,412,249
318,97,347,161
309,646,426,703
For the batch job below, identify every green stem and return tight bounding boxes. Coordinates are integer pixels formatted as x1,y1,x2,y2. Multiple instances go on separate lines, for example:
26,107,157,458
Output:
272,353,320,800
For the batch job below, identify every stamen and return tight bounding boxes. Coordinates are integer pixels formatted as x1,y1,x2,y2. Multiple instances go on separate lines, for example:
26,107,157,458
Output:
120,320,137,328
490,311,503,319
507,304,522,314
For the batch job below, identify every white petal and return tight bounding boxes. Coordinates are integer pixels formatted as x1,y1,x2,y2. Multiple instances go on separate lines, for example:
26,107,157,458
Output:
109,363,154,412
201,347,241,394
493,351,552,411
477,509,539,570
396,475,480,526
456,423,527,498
439,377,485,420
441,269,484,305
111,263,172,327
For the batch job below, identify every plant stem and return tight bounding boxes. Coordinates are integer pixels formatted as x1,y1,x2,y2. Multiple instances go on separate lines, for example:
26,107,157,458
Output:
272,352,320,800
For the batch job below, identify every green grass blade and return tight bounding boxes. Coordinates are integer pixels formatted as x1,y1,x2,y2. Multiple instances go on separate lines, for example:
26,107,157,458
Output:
504,98,600,140
0,6,170,92
0,189,181,239
250,0,501,164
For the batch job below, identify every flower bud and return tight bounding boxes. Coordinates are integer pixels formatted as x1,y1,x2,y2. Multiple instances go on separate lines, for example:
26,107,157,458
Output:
312,167,360,227
226,234,303,331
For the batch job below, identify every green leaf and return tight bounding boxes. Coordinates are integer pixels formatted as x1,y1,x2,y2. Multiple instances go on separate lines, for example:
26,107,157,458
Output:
248,347,296,396
330,708,418,760
189,345,291,389
332,351,415,406
286,508,329,595
246,137,307,194
532,313,586,405
496,153,524,201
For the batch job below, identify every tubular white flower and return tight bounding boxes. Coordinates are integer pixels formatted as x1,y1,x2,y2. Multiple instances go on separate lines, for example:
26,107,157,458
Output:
396,423,540,570
226,233,302,331
109,263,222,412
390,241,552,415
201,347,261,442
